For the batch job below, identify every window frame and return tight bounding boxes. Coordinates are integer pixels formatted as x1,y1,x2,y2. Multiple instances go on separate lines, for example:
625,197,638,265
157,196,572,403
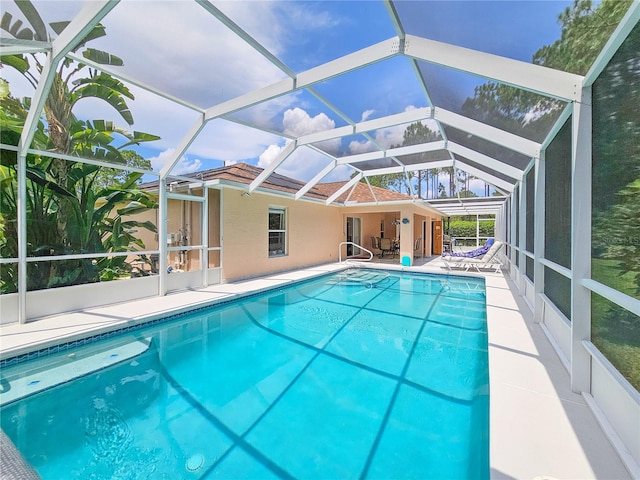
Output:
268,207,287,257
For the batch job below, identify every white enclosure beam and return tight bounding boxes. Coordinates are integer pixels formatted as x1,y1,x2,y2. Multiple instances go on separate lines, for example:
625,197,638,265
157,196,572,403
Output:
18,0,119,154
571,87,592,394
448,142,524,181
16,0,119,323
249,140,297,192
454,159,515,193
363,160,453,177
404,34,584,102
0,40,50,55
160,115,207,178
337,140,447,165
204,78,295,121
298,126,355,146
434,107,541,158
205,37,401,121
295,159,337,200
196,0,296,78
67,52,205,113
355,107,432,134
297,37,401,88
325,173,362,205
584,2,640,86
534,150,546,324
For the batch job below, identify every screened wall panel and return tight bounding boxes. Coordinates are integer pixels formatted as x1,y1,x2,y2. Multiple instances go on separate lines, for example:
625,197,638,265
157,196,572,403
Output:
444,126,532,170
591,292,640,391
592,20,640,302
591,21,640,392
544,117,572,269
544,267,571,320
514,185,520,268
525,167,535,281
452,155,517,186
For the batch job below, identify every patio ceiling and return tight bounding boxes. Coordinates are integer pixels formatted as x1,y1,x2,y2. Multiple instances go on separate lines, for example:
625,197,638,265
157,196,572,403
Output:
1,0,590,216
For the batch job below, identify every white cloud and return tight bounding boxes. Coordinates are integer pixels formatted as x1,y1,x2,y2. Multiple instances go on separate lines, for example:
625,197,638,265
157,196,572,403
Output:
256,107,341,174
90,2,288,109
360,109,376,122
149,149,202,175
190,119,285,164
258,143,289,169
282,108,334,137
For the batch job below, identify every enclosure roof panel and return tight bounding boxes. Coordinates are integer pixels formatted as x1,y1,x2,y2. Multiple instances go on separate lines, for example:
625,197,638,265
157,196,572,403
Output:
2,0,634,211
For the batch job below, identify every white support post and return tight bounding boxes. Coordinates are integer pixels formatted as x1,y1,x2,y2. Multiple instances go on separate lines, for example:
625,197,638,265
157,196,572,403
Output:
476,214,480,247
158,179,168,297
534,153,545,324
17,152,27,324
571,88,593,394
509,195,516,275
202,187,209,287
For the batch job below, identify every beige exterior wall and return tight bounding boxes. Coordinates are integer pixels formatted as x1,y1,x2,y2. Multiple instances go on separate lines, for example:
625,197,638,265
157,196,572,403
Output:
131,186,443,281
221,189,344,282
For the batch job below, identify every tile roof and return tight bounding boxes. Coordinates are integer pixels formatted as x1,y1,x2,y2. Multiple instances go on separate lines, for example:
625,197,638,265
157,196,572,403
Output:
315,181,414,203
142,163,414,204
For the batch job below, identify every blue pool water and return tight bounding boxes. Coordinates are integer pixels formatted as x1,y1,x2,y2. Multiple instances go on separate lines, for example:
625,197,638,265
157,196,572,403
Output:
0,269,489,479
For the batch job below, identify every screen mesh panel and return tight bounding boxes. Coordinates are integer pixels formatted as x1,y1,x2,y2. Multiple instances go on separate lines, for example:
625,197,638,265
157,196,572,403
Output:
592,21,640,301
525,167,535,281
545,117,572,269
444,126,533,170
514,185,520,268
544,267,571,320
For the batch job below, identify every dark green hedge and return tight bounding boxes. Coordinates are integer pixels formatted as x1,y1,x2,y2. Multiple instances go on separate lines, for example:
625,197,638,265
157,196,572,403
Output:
447,220,495,244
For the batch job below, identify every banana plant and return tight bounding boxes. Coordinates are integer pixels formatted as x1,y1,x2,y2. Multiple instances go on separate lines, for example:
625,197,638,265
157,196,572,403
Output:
0,0,162,294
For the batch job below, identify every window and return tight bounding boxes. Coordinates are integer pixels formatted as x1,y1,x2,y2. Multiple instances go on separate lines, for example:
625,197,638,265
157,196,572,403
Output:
268,207,286,257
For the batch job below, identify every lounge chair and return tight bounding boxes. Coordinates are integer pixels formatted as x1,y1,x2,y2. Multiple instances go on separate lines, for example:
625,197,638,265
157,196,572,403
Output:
445,237,495,258
441,240,504,273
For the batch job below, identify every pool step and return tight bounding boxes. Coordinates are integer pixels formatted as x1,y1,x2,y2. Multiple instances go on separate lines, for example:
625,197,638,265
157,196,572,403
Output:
336,270,390,286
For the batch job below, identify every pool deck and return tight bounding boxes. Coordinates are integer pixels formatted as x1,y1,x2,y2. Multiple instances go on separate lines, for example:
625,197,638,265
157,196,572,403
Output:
0,258,632,480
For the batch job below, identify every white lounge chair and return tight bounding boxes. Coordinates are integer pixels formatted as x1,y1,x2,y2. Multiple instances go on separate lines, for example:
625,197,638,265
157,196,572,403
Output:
441,241,504,273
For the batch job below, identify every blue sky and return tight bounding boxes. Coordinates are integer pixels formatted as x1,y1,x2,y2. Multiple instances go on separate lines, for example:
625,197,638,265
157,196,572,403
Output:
2,0,573,190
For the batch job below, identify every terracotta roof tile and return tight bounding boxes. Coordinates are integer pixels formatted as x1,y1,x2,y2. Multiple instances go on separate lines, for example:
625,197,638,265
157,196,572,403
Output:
141,163,413,204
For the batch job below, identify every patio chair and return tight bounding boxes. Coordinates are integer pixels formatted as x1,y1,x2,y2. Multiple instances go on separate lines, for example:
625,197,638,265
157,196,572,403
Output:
441,240,504,273
380,237,395,258
414,237,423,259
371,236,381,257
443,234,452,253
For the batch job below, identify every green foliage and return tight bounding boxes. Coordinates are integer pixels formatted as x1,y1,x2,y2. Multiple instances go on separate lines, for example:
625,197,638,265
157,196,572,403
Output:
448,219,495,244
0,2,159,293
461,0,633,145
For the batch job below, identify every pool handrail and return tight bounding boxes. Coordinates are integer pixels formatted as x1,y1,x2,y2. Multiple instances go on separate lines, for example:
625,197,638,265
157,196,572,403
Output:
338,242,374,263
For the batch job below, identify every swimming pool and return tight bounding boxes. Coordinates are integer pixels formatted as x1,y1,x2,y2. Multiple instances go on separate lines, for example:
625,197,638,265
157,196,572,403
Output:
0,268,489,479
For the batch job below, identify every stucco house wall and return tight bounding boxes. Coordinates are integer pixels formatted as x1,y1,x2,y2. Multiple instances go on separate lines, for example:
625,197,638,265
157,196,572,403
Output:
220,188,344,282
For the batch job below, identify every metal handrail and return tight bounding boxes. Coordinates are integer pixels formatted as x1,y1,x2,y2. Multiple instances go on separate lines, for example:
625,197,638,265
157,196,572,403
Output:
338,242,373,263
